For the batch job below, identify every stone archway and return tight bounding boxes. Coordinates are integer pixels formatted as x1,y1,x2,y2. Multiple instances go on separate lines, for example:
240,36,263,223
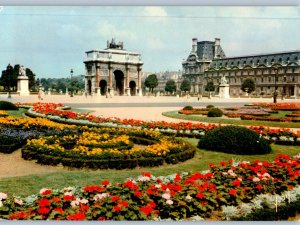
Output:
88,80,92,95
114,70,125,95
99,80,107,95
129,81,136,96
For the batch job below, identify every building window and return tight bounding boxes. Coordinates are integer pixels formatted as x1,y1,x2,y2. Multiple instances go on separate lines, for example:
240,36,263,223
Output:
261,77,263,82
295,56,298,61
256,59,260,64
269,77,271,82
264,59,267,64
292,75,295,82
279,58,282,63
283,76,286,82
271,58,274,64
287,57,290,63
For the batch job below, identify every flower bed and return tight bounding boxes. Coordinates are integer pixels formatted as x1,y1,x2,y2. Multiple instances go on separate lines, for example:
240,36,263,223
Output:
21,127,196,169
251,103,300,111
241,115,300,123
1,154,299,220
16,102,300,145
0,110,8,117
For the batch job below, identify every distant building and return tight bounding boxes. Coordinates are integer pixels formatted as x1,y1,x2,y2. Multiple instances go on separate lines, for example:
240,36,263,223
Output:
84,38,143,96
182,38,300,97
142,71,182,94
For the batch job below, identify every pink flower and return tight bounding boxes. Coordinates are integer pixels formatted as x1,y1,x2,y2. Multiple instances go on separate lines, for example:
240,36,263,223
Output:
252,177,260,182
162,193,171,200
166,199,173,205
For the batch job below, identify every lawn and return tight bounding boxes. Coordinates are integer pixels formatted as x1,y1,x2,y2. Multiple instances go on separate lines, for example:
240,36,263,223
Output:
163,111,300,128
0,139,299,197
7,108,28,117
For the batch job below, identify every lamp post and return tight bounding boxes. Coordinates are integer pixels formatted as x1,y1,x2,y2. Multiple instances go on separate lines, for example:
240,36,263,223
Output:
70,69,73,97
7,64,13,98
273,67,278,103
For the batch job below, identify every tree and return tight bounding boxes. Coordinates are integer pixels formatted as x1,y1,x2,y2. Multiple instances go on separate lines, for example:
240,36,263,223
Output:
144,74,158,94
180,79,191,93
164,79,176,94
241,78,255,94
205,81,215,99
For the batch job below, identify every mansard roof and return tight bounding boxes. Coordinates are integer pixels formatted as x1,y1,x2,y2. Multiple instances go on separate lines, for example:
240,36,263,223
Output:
209,50,300,69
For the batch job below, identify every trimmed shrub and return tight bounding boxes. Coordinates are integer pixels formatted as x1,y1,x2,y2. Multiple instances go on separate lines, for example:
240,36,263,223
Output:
206,105,214,109
0,101,18,110
207,108,223,117
183,106,193,110
198,126,272,155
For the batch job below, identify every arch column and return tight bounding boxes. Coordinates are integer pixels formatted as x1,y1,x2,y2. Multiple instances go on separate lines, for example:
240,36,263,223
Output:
126,65,131,96
138,66,142,96
96,65,101,95
108,64,114,96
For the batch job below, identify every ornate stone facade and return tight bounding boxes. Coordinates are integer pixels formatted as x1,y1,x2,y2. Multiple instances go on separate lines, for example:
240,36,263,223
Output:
84,39,143,96
182,38,300,98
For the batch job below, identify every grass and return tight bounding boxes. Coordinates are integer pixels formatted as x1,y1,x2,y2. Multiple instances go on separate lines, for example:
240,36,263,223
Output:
6,108,28,117
163,111,300,128
0,139,299,197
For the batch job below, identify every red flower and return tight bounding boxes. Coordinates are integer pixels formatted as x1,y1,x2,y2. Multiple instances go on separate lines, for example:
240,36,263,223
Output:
80,205,90,211
38,207,50,215
111,196,121,202
139,206,153,217
228,189,237,195
148,201,156,209
84,185,104,193
113,205,122,213
42,190,52,196
146,189,153,195
232,180,241,187
63,195,75,202
256,184,263,190
174,174,181,182
102,180,110,186
120,200,129,208
134,191,142,198
67,212,86,220
219,161,227,166
141,172,151,177
53,208,63,214
38,199,50,207
51,196,61,203
209,163,216,168
196,193,205,199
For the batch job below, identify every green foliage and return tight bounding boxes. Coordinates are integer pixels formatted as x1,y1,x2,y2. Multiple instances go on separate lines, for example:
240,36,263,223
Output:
0,64,37,91
0,101,18,110
207,108,223,117
180,79,191,92
241,78,256,93
164,79,177,93
144,74,158,93
206,105,214,109
198,126,272,155
205,81,215,92
183,106,193,110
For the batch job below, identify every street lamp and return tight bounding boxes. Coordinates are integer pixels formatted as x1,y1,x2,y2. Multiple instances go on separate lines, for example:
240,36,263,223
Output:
70,69,73,97
273,67,279,103
7,64,13,98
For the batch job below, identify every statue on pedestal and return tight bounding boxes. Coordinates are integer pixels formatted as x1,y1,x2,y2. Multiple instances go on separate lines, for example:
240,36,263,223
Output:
220,75,228,85
19,65,27,77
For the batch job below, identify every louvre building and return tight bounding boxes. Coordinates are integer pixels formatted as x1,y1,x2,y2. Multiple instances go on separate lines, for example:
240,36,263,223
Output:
182,38,300,97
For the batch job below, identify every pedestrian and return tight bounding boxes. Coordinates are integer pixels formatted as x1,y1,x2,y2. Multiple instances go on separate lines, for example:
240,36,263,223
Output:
85,91,87,98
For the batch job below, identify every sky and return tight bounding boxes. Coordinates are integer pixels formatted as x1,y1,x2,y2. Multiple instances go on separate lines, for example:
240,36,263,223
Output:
0,6,299,79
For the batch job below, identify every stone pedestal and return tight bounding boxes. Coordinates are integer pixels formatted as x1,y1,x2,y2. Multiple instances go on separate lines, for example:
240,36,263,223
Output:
219,84,230,99
97,88,101,96
65,88,68,96
126,88,131,96
17,76,30,96
138,89,143,96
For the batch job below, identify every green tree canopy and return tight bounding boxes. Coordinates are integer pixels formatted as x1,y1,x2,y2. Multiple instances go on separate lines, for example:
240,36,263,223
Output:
205,81,215,92
241,78,256,93
144,74,158,93
164,79,177,93
180,79,191,92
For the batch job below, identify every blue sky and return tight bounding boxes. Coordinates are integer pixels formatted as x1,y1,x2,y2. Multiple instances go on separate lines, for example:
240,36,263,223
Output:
0,6,299,78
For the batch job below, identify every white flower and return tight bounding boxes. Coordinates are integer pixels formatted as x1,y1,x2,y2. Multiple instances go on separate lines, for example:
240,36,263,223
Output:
80,198,89,204
162,193,171,200
252,177,260,182
155,184,162,189
71,199,80,208
93,193,109,201
14,198,23,205
64,192,73,196
166,199,173,205
0,192,7,200
138,176,151,182
186,195,192,201
0,201,3,207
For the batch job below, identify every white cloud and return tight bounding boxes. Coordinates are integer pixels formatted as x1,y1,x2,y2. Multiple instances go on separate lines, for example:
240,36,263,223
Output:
142,6,168,17
96,21,137,41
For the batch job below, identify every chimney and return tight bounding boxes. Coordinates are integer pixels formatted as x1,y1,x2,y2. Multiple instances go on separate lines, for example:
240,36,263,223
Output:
192,38,198,52
214,38,221,59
